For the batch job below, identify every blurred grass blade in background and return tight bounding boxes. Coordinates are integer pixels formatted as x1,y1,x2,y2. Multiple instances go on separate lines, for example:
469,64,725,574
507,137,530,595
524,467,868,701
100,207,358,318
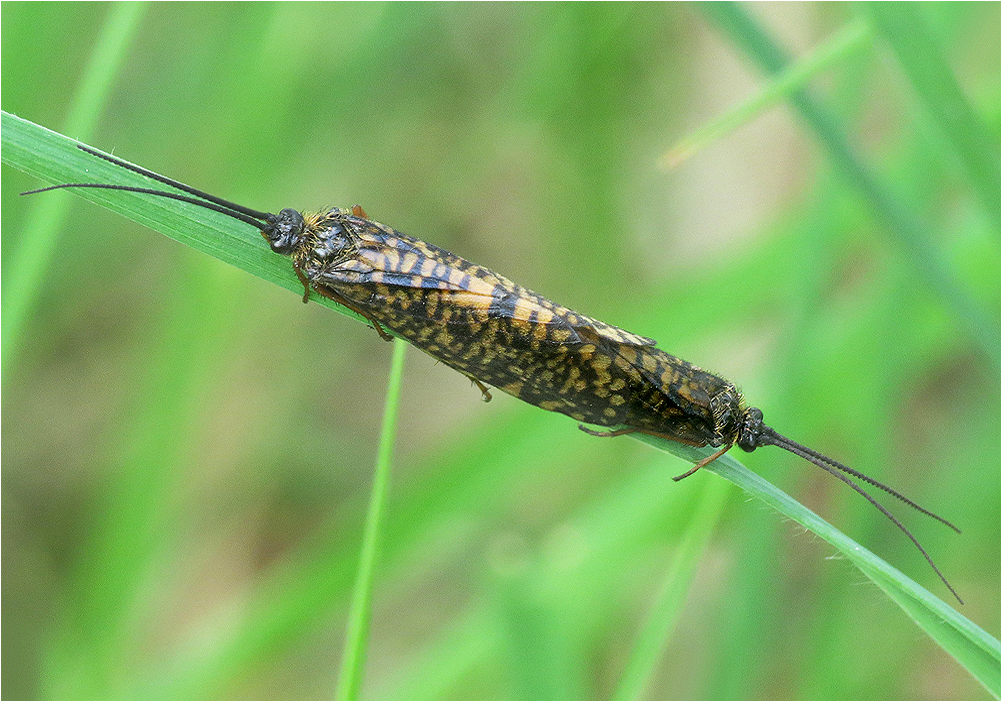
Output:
699,2,1000,365
661,18,872,169
864,2,1001,221
1,2,145,376
614,475,731,700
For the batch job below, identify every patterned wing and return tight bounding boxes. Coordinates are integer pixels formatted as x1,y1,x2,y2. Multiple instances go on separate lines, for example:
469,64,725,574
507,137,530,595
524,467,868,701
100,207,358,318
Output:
324,218,655,351
307,217,667,427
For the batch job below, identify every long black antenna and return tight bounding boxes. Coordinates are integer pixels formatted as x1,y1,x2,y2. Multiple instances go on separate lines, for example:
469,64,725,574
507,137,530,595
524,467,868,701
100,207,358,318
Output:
759,425,963,604
20,144,275,230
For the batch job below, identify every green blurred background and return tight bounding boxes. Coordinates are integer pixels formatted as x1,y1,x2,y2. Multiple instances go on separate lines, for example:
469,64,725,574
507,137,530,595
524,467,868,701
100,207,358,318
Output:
2,2,999,699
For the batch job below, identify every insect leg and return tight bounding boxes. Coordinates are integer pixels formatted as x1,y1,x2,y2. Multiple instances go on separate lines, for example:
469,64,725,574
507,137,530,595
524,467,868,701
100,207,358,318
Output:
309,284,395,342
293,263,312,303
577,425,639,438
466,376,493,402
671,444,732,481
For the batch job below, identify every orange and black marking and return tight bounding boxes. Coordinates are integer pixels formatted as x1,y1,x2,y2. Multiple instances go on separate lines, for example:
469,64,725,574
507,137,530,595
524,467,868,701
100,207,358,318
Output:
22,144,963,603
288,204,723,445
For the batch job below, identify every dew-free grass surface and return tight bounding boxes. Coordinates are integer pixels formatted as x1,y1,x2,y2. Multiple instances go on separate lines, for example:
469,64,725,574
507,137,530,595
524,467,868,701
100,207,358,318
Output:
3,3,999,700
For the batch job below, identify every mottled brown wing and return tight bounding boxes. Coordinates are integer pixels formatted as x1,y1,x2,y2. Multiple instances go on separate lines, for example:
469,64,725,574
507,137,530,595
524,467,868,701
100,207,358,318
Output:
602,341,729,446
309,220,673,428
329,220,656,350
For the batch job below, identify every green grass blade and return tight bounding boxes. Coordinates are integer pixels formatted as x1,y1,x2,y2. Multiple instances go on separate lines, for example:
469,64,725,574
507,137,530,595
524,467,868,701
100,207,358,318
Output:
0,111,375,331
1,2,146,375
336,340,407,700
698,3,1000,367
633,434,1002,698
864,2,1000,221
661,18,872,169
614,475,730,700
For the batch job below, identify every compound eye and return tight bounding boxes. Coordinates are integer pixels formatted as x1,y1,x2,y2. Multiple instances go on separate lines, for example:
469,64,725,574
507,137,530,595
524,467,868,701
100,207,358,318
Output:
737,407,765,452
268,235,294,254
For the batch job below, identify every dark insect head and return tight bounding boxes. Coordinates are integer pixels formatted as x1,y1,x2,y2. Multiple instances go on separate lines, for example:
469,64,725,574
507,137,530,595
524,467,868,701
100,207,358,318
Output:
262,208,306,254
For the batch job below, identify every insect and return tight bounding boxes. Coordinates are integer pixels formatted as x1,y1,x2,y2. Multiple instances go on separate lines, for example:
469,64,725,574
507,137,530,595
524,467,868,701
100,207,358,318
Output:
24,144,962,603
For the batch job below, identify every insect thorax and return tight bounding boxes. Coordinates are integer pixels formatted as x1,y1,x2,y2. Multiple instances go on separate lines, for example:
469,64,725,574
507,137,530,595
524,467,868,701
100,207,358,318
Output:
293,209,359,271
709,383,747,448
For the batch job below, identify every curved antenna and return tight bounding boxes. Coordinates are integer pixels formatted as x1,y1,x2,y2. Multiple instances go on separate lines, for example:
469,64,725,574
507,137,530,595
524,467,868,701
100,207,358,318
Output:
77,144,274,220
20,144,275,230
21,182,271,230
759,426,962,604
760,428,960,532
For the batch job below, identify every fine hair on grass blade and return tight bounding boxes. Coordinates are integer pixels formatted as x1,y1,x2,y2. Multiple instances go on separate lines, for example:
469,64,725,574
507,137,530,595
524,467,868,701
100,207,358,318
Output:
634,433,1000,697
